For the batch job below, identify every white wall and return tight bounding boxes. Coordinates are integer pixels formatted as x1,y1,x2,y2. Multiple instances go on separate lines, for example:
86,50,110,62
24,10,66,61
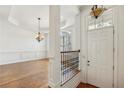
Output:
70,15,80,51
117,6,124,88
74,14,80,50
0,16,48,65
80,6,90,83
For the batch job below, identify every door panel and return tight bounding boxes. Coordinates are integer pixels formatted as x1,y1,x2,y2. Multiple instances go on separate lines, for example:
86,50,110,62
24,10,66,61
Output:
87,27,113,88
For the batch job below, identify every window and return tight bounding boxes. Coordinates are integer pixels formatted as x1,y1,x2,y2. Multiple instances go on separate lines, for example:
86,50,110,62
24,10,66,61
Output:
88,9,113,31
60,31,72,51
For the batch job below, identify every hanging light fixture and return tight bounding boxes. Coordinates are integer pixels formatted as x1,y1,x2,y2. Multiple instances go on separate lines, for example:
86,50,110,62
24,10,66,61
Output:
90,5,107,19
35,18,45,42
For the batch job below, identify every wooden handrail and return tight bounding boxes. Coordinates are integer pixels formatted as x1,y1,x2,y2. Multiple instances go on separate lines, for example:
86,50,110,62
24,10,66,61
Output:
60,50,80,53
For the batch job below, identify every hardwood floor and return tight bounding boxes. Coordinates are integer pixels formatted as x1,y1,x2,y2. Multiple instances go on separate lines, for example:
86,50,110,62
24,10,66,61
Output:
77,82,97,88
0,59,48,88
0,59,98,88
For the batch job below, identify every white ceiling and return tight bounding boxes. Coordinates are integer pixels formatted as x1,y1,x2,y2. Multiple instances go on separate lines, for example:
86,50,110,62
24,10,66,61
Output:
8,5,49,32
60,5,79,29
0,5,79,32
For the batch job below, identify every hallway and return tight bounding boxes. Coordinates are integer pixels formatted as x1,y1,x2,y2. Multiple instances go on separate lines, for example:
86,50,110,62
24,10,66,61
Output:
0,59,48,88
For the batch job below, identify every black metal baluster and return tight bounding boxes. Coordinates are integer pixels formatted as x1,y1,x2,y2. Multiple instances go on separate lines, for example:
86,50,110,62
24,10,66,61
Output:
61,52,62,84
61,50,80,86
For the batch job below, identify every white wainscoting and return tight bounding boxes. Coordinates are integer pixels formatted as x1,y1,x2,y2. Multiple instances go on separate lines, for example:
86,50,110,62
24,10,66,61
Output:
0,51,47,65
61,72,81,88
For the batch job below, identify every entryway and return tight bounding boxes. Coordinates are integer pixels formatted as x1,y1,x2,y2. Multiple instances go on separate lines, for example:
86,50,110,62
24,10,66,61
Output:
87,27,114,88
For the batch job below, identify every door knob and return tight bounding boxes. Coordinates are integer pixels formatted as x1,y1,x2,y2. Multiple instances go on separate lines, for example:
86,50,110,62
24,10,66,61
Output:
88,60,90,63
87,60,90,66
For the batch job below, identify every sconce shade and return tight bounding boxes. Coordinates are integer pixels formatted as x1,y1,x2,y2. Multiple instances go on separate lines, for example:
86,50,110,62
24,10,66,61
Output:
90,5,107,19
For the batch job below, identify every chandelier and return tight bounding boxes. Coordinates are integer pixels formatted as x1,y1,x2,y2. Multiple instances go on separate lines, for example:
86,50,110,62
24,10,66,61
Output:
90,5,107,19
35,18,45,42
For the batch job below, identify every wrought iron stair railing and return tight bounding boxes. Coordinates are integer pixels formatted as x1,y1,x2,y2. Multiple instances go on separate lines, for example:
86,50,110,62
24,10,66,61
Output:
60,50,80,86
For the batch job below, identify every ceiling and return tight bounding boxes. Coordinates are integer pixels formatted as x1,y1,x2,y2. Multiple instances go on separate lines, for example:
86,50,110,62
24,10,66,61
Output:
0,5,79,33
60,5,79,29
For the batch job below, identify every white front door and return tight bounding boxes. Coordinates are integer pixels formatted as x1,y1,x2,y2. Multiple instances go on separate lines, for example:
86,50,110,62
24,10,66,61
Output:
87,27,114,88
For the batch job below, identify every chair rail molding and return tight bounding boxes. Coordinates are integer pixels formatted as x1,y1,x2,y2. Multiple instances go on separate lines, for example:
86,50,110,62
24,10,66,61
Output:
0,50,47,65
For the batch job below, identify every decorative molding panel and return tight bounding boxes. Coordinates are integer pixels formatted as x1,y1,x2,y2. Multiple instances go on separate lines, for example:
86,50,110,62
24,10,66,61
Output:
0,51,47,65
61,72,81,88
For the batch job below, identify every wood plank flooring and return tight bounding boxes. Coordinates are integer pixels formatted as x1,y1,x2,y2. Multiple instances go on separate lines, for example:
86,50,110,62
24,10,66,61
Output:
77,82,97,88
0,59,48,88
0,59,98,88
